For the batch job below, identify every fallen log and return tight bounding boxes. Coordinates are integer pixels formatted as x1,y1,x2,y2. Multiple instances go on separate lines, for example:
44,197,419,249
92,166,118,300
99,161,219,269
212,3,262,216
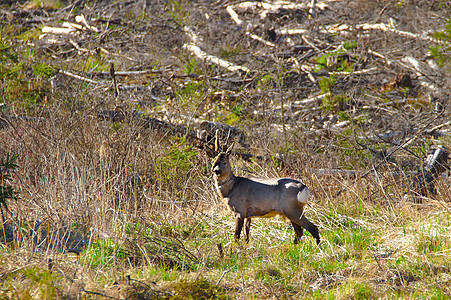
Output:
96,109,252,157
197,120,249,149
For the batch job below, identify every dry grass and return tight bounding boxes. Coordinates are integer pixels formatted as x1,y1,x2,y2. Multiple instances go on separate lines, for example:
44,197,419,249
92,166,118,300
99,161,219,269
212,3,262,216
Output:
1,0,451,299
2,110,450,298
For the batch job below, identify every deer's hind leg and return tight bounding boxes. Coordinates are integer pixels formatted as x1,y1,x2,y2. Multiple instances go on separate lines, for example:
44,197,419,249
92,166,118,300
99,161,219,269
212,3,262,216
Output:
299,214,320,245
284,209,320,245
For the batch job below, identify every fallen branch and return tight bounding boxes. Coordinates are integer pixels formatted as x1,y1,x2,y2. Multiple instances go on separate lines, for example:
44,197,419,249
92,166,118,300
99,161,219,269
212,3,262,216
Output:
182,43,250,73
425,121,451,136
226,5,243,26
74,14,99,32
300,64,317,82
355,23,446,45
59,69,101,84
89,70,163,77
233,1,328,19
183,26,251,73
325,22,448,45
301,35,321,52
309,0,317,18
226,5,276,47
41,25,77,35
59,69,165,100
280,28,308,35
301,65,378,78
280,21,448,46
401,56,438,90
69,39,110,56
41,15,99,36
97,109,218,156
293,93,330,107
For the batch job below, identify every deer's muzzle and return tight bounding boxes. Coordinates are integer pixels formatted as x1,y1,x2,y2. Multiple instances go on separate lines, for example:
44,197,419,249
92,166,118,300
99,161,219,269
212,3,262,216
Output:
213,165,222,175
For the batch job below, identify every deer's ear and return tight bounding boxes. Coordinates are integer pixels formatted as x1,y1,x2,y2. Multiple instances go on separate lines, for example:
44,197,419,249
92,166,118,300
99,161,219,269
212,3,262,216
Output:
225,142,234,155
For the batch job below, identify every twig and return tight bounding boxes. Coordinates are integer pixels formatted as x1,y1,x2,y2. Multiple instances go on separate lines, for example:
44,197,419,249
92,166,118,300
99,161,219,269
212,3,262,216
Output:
58,0,83,12
216,267,234,286
300,65,378,79
82,288,124,300
59,69,101,84
69,39,97,56
248,33,276,47
280,28,308,35
309,0,317,19
331,67,378,76
109,63,119,100
301,35,321,52
216,243,224,258
426,121,451,135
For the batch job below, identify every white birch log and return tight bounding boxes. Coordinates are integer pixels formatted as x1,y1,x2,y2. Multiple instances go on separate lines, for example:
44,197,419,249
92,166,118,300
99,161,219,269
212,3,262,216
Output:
182,43,251,73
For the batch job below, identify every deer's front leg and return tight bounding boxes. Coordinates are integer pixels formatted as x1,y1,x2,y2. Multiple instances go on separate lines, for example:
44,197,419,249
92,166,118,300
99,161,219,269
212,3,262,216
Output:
291,221,304,244
244,218,251,243
234,215,244,240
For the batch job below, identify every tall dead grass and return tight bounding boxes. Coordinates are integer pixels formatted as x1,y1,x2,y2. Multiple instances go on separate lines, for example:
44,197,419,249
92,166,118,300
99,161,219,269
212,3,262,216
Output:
2,84,451,298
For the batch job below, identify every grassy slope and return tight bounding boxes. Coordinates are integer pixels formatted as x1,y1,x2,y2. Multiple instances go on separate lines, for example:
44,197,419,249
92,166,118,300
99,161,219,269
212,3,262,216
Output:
1,0,451,299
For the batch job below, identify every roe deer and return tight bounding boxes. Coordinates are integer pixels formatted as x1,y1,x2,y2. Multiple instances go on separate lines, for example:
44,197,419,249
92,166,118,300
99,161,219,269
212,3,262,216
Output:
212,148,320,245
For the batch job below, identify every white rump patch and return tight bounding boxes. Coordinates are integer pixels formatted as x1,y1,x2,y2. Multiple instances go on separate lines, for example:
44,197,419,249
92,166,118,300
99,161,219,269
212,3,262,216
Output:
297,186,311,204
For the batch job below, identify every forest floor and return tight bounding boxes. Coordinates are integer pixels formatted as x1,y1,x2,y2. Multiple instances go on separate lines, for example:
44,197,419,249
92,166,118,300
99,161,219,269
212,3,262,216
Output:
1,0,451,299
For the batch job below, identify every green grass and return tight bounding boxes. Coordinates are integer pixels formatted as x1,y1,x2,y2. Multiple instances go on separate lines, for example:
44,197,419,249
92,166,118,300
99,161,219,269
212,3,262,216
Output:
1,2,451,299
1,266,64,299
1,200,450,298
85,237,128,269
0,25,54,108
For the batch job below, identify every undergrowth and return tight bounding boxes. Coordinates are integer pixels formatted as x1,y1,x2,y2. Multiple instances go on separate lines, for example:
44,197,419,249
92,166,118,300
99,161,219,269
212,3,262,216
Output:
1,2,450,300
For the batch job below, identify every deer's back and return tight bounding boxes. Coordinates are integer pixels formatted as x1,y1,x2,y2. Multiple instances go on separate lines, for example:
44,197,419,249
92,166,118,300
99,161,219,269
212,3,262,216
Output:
225,176,307,217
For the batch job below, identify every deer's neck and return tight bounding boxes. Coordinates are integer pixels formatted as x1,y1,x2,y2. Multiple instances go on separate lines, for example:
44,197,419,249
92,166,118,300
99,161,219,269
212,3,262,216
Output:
215,173,237,198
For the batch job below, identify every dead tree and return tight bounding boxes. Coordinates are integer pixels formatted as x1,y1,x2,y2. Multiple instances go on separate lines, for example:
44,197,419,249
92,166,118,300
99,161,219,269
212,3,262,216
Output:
413,145,449,197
